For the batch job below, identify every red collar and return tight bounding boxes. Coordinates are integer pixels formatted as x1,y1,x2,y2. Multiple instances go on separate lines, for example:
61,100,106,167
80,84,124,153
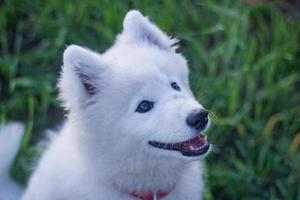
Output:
112,183,175,200
129,191,170,200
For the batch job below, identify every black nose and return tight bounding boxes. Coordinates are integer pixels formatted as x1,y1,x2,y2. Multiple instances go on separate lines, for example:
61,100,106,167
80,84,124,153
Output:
186,109,209,130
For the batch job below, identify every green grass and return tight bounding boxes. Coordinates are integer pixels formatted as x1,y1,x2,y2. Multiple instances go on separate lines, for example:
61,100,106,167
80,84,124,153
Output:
1,0,300,199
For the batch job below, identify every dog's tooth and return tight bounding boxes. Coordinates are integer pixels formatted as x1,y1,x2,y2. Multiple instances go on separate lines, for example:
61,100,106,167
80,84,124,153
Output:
166,143,171,150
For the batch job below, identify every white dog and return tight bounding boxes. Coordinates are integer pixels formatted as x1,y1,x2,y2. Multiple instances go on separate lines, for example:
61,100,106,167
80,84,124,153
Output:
0,10,211,200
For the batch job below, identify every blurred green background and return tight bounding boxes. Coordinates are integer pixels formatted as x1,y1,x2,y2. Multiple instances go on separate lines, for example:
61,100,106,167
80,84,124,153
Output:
0,0,300,199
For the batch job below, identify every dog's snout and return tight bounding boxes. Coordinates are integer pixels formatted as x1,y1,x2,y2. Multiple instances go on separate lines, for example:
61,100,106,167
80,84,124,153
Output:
186,109,209,130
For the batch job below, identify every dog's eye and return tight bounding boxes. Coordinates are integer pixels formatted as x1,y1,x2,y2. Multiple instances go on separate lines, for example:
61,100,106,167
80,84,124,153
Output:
171,82,180,91
136,100,154,113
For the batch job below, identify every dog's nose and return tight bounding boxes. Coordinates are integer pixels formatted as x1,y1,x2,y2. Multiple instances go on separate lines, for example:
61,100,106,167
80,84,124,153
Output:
186,109,209,130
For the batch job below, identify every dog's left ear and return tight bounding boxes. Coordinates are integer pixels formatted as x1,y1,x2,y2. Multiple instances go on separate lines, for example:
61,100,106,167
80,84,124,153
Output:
58,45,106,110
119,10,178,51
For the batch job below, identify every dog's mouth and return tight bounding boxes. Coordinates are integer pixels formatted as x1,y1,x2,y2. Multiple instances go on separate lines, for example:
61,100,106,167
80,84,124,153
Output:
148,134,210,157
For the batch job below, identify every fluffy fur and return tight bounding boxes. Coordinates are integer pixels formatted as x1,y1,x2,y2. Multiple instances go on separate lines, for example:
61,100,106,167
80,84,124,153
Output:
0,10,209,200
0,123,24,200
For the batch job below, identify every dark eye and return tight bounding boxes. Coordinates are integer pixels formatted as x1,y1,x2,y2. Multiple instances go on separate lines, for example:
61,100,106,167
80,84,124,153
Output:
136,100,154,113
171,82,180,91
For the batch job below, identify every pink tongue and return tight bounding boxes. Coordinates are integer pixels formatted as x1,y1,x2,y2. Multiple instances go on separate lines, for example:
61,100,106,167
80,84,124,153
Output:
184,135,208,151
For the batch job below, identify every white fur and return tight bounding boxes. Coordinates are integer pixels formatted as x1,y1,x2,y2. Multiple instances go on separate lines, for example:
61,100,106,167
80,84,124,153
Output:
0,10,209,200
0,123,24,200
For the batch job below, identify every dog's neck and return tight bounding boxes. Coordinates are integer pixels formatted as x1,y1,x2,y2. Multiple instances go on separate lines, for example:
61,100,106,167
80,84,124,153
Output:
73,134,186,193
105,154,186,193
68,123,189,194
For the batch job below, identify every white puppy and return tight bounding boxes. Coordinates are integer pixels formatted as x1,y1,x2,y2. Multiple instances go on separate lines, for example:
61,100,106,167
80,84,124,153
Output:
0,10,211,200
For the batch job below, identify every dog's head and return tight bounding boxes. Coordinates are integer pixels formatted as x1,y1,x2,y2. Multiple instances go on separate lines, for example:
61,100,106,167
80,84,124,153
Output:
59,10,210,162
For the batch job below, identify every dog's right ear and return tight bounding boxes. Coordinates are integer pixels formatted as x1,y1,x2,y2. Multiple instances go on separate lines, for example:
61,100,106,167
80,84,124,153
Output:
58,45,105,110
119,10,178,51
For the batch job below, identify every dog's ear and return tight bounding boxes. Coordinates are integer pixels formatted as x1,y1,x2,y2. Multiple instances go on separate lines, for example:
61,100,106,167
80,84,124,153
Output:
58,45,105,110
120,10,178,51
